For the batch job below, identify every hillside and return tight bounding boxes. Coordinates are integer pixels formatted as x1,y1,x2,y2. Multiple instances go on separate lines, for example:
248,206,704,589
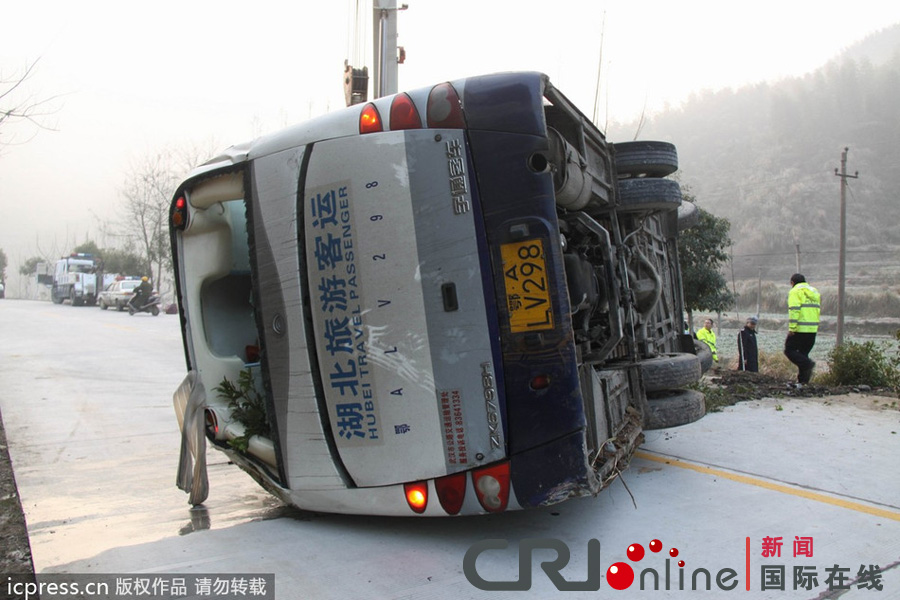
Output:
607,24,900,288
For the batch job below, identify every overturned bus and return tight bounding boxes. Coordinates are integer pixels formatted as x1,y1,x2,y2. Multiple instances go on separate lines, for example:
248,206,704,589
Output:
170,72,706,516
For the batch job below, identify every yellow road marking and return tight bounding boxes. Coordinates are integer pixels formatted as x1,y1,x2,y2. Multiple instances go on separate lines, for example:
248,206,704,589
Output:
635,450,900,522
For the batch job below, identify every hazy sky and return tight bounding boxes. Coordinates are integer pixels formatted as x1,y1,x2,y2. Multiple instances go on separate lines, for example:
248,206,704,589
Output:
2,0,899,291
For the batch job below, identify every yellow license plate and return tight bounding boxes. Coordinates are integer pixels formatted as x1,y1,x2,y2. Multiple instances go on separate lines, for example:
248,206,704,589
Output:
500,239,554,333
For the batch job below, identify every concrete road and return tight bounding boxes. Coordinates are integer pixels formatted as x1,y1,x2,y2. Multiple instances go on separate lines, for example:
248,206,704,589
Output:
1,299,898,599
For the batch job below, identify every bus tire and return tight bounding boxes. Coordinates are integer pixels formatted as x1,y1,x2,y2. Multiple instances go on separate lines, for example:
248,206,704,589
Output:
645,388,706,430
617,178,682,213
613,141,678,178
693,339,713,374
640,353,702,392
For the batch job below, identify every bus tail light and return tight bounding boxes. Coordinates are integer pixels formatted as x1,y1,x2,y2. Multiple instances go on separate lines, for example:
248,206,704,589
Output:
530,374,551,390
359,103,383,134
404,481,428,514
434,472,466,515
426,83,466,129
171,196,189,230
472,462,511,513
389,93,422,130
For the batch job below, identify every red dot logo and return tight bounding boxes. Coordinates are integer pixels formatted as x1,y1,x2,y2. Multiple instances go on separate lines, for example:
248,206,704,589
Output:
627,543,645,561
611,539,685,590
606,562,635,590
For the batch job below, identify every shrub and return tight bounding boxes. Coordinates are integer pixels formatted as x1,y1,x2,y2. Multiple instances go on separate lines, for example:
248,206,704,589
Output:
214,369,270,451
820,340,900,389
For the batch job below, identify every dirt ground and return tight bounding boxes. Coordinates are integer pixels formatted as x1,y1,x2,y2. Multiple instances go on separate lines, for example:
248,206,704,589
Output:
0,376,895,579
704,369,900,412
0,407,36,580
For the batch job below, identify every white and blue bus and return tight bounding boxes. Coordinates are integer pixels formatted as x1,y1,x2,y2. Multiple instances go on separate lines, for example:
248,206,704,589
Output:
170,72,705,516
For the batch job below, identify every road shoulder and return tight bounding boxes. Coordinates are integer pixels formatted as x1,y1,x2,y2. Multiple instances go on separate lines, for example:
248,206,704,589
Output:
0,406,36,578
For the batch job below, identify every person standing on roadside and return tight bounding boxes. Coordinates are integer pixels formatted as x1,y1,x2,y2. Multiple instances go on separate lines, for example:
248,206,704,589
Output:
696,318,718,366
737,316,759,372
784,273,820,388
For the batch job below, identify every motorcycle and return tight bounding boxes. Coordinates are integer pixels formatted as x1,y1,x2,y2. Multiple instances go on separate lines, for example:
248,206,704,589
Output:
128,293,161,316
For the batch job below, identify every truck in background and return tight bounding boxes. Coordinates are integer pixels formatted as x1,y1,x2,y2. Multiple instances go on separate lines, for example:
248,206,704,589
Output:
51,253,101,306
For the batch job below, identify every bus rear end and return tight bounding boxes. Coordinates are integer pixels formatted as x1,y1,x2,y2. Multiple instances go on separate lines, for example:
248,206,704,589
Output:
171,72,694,516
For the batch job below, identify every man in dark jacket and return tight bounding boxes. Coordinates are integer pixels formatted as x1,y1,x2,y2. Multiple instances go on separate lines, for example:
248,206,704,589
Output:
737,316,759,372
130,276,152,309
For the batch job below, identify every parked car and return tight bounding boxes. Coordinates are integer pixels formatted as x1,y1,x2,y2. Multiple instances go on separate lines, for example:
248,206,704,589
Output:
98,279,141,311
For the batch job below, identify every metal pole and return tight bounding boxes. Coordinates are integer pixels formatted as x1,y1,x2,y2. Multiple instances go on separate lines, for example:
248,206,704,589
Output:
834,147,859,347
372,2,386,99
757,266,761,318
372,0,404,98
837,149,848,347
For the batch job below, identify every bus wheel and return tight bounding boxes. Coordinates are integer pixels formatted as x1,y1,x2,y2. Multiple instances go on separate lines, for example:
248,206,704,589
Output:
693,339,713,374
644,388,706,430
617,178,682,213
613,141,678,178
640,353,702,393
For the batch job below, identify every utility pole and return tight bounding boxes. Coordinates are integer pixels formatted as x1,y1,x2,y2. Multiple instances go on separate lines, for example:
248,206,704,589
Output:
372,0,408,99
345,1,407,106
834,147,859,347
756,266,761,318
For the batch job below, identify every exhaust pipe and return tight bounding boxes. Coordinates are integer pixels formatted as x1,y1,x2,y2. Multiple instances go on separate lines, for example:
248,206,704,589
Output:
204,406,277,468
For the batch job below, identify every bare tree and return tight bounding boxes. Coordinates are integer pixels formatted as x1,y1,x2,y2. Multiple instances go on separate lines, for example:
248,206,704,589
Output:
1,58,61,150
118,142,218,295
121,153,179,288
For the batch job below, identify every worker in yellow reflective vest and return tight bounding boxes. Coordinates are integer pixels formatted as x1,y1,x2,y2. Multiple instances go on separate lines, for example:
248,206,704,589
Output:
784,273,821,388
696,318,718,366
